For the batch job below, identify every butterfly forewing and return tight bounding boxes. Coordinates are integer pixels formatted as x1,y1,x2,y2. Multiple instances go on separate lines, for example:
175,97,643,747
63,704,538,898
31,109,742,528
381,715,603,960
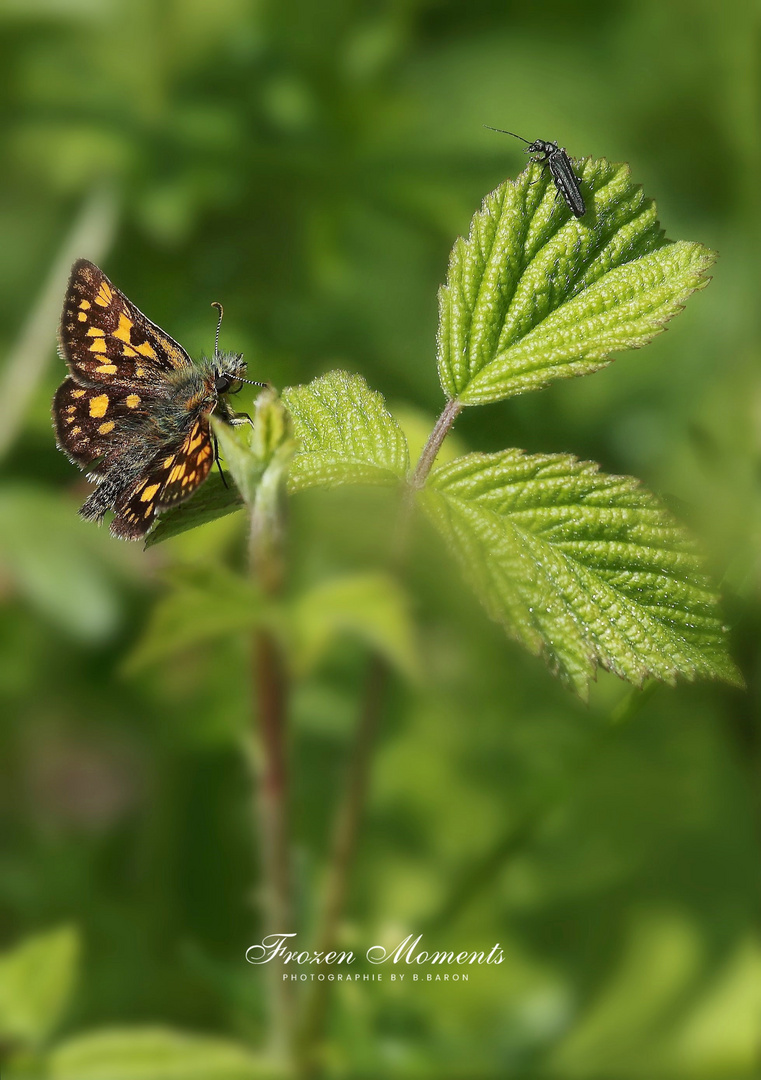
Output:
59,259,192,386
157,418,214,506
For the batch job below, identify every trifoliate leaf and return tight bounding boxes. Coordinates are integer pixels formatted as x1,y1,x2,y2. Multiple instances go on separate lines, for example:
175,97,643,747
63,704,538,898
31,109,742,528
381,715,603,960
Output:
282,372,410,492
437,158,715,405
50,1026,285,1080
419,451,741,698
0,925,79,1048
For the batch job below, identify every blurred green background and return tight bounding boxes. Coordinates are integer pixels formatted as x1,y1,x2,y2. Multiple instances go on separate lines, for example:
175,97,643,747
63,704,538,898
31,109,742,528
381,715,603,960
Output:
1,0,760,1076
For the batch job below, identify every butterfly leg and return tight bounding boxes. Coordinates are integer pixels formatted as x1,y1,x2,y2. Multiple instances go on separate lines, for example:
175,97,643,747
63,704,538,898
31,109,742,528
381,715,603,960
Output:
229,413,255,429
212,431,228,488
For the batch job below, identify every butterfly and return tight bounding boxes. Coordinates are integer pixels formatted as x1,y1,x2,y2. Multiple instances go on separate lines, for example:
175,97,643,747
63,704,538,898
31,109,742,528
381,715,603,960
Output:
52,259,263,540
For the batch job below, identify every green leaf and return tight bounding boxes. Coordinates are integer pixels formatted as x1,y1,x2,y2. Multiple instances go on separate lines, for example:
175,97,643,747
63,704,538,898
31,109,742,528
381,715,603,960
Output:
288,572,419,680
144,472,243,548
282,371,410,492
49,1027,286,1080
0,926,79,1049
124,567,264,672
437,158,715,405
419,451,741,698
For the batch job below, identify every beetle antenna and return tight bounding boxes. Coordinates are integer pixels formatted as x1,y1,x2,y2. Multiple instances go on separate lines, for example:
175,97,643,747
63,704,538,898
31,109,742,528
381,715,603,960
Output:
484,125,531,144
211,301,224,360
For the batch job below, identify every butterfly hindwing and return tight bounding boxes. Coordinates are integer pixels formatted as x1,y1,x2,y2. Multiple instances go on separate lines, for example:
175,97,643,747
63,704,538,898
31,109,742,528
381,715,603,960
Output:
59,259,192,386
53,376,154,467
110,418,214,539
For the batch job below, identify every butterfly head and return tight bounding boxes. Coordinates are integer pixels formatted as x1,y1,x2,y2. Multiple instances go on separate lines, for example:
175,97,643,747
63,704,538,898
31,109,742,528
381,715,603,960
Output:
213,352,247,395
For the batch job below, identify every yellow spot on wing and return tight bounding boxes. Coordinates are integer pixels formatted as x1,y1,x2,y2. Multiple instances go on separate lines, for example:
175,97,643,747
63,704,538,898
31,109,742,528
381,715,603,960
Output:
78,311,87,321
89,394,109,418
162,454,174,467
89,338,107,353
141,484,160,501
95,364,118,375
126,394,140,408
86,327,105,337
135,341,157,359
169,464,186,482
98,420,115,434
79,299,91,310
71,388,86,398
113,313,133,344
71,426,81,435
135,367,145,377
123,346,138,357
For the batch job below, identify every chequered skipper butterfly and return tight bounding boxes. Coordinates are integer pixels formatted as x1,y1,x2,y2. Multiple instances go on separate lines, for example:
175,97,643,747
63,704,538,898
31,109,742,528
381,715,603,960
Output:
53,260,263,540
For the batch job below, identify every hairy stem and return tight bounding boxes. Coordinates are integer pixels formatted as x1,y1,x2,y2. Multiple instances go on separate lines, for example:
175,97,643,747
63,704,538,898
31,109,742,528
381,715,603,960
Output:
411,397,462,488
251,628,294,1058
249,480,295,1061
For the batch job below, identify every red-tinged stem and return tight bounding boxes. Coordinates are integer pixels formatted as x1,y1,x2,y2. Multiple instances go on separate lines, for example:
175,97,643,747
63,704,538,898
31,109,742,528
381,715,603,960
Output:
411,397,463,488
249,469,295,1062
251,626,295,1060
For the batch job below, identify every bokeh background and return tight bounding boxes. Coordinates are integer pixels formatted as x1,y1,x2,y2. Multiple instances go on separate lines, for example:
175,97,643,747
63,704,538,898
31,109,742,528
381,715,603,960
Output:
1,0,760,1076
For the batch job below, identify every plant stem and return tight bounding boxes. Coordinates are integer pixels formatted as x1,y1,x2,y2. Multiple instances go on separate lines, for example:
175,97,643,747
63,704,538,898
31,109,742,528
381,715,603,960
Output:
299,656,387,1074
252,628,294,1056
411,397,462,488
300,396,462,1071
249,475,295,1062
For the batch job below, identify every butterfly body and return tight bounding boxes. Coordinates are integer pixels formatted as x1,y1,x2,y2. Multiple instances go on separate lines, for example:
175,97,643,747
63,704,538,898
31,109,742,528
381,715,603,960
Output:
53,259,252,540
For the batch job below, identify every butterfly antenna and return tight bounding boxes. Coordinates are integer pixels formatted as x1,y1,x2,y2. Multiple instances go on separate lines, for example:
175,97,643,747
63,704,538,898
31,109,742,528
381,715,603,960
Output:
484,125,531,144
211,300,268,387
236,376,270,387
211,301,224,360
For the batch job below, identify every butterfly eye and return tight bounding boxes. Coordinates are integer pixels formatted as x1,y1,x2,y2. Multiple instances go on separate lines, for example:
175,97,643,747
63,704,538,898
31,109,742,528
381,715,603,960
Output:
215,373,233,394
